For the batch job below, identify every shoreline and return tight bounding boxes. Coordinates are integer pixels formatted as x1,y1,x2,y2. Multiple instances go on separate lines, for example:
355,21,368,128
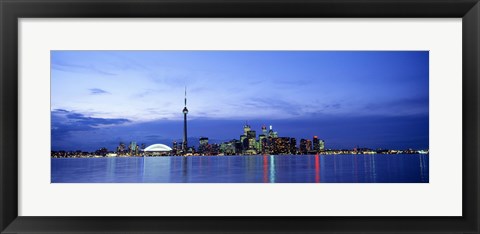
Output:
51,153,429,159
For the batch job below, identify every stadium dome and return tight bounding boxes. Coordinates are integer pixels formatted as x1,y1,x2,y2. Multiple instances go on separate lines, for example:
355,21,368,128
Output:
144,144,173,152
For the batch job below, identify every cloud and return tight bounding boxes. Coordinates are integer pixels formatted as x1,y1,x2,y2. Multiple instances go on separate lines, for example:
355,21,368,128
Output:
51,60,117,76
363,96,428,116
89,88,110,95
51,109,130,139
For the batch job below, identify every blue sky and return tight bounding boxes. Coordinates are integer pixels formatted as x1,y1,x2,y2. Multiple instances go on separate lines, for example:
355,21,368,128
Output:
51,51,429,151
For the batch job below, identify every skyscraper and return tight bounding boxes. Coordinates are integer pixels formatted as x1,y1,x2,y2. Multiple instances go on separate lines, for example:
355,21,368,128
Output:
243,123,251,135
313,136,320,152
289,138,297,154
182,87,188,152
300,139,312,154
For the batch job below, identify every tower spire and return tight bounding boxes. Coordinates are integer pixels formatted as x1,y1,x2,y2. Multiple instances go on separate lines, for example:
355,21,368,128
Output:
182,86,189,153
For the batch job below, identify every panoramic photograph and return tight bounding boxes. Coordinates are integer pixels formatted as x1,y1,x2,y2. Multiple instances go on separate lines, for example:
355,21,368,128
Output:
51,50,429,183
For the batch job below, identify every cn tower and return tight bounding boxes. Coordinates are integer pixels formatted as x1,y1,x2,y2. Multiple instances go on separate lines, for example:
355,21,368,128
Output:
182,87,188,152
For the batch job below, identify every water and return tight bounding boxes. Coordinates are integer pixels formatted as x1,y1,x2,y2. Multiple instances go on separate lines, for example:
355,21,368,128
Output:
51,154,429,183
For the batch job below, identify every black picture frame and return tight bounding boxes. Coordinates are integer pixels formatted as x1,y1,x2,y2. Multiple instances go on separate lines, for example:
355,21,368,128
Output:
1,0,479,233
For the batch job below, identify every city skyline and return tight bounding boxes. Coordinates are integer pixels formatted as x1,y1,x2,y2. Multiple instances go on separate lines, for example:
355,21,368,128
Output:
51,51,429,151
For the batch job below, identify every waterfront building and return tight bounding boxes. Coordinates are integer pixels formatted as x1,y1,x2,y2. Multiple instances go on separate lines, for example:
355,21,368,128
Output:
306,140,312,153
234,140,243,153
198,137,209,155
129,141,137,156
172,141,178,153
290,138,297,154
241,136,248,151
248,137,257,152
220,142,236,155
258,134,266,152
313,136,320,152
270,137,290,154
144,143,173,156
240,135,247,146
211,143,220,155
95,147,108,156
319,139,325,151
300,139,312,154
116,142,126,155
199,137,209,146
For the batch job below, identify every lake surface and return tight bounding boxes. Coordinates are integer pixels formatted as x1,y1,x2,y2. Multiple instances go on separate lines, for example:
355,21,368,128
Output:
51,154,428,183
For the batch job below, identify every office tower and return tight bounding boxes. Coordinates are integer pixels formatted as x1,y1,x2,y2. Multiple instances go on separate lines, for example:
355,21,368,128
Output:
247,130,256,139
271,137,290,154
313,136,320,152
268,125,278,138
240,134,247,150
258,134,266,153
290,138,297,154
300,139,308,154
306,140,312,153
243,123,251,136
129,141,136,155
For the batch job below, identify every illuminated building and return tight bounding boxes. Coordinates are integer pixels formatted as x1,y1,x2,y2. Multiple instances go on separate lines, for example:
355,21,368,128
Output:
95,147,108,156
172,141,178,155
268,125,278,138
247,130,256,139
258,134,267,153
271,137,290,154
247,130,256,151
198,137,209,154
248,138,257,152
220,141,236,155
199,137,209,146
144,143,173,156
300,139,312,154
234,140,243,153
116,142,126,155
313,136,320,152
240,135,248,151
289,138,297,154
243,123,251,135
129,141,137,155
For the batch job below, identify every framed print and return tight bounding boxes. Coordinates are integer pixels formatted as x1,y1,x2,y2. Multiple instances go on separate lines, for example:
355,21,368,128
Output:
1,0,479,233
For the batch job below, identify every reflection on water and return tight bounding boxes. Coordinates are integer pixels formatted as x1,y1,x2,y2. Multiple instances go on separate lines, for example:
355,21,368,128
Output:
51,154,429,183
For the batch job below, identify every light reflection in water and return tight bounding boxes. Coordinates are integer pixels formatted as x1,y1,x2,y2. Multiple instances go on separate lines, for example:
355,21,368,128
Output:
354,155,358,182
315,154,320,183
333,155,337,183
269,155,275,183
263,154,268,183
52,154,429,183
182,157,188,182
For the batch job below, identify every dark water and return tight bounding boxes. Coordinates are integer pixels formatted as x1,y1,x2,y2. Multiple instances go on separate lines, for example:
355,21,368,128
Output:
51,154,428,183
